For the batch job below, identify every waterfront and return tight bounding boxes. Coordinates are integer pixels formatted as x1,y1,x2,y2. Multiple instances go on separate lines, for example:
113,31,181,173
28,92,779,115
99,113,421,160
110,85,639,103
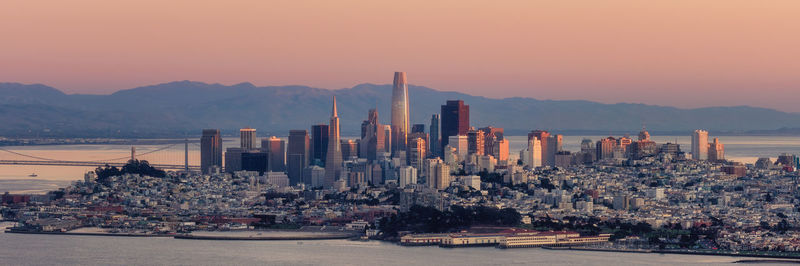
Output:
2,135,799,194
0,232,790,266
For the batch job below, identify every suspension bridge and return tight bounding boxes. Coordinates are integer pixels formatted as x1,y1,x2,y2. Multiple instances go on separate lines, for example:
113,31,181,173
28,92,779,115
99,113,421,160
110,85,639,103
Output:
0,140,201,171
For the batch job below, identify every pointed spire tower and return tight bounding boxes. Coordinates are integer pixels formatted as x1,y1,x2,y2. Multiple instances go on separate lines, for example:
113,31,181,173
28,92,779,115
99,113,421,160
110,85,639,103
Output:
324,95,343,188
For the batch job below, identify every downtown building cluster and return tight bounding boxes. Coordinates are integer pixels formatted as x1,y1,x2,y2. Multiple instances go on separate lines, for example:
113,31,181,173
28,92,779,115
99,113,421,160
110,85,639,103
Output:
198,72,512,193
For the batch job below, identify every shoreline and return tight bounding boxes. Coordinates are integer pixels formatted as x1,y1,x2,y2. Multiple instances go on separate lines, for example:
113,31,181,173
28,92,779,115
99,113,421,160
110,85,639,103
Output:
5,229,174,237
5,228,358,241
549,246,800,261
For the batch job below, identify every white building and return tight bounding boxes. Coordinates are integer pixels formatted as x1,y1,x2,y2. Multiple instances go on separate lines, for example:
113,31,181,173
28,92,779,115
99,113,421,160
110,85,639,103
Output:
448,135,468,160
398,166,417,188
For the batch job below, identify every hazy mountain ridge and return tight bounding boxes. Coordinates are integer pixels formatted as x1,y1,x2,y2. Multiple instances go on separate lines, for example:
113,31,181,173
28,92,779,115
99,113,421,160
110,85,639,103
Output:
1,81,799,138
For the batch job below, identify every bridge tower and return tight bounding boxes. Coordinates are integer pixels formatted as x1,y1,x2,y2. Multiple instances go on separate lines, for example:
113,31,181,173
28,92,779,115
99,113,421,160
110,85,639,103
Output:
185,138,189,171
131,146,136,161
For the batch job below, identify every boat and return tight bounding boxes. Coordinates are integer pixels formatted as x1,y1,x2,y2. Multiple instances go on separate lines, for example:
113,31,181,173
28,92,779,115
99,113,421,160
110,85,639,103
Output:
28,173,38,177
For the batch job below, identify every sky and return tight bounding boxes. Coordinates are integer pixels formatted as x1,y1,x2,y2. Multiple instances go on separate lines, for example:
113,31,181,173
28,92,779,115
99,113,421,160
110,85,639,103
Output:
1,0,799,112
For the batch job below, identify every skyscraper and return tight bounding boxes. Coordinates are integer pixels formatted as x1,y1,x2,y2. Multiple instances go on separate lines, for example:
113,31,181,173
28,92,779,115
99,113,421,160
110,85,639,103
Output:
262,136,286,172
324,96,343,188
391,72,410,155
430,114,440,158
441,100,469,152
709,137,725,161
692,130,709,160
287,130,310,185
359,109,385,162
310,124,329,166
408,133,428,171
200,129,222,174
240,128,257,150
596,137,617,160
466,129,485,156
341,139,358,160
528,130,550,166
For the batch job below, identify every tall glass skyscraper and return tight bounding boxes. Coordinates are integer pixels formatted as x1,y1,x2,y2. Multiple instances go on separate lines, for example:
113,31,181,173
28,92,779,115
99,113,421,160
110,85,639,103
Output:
440,100,469,152
310,124,329,166
391,72,410,155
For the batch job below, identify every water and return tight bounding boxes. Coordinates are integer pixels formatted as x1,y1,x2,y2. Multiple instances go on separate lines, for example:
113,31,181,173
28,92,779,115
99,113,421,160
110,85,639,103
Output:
2,136,800,194
0,232,774,265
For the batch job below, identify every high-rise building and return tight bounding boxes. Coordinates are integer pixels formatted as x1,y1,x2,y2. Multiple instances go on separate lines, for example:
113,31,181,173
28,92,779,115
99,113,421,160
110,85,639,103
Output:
709,137,725,161
430,114,440,158
398,166,417,188
341,139,358,160
408,135,427,172
596,137,617,160
383,125,392,153
359,109,385,162
310,124,329,166
391,72,410,155
411,124,425,134
200,129,222,174
240,128,257,150
631,129,657,160
480,126,504,158
441,100,469,152
262,136,286,172
424,158,450,190
224,147,244,173
448,135,468,159
525,137,542,168
324,96,343,188
467,129,485,156
692,130,709,160
287,130,310,185
528,130,550,166
241,151,268,175
492,138,509,162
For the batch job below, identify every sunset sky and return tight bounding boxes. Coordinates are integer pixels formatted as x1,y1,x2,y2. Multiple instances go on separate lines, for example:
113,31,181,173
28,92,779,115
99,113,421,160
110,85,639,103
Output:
1,0,799,112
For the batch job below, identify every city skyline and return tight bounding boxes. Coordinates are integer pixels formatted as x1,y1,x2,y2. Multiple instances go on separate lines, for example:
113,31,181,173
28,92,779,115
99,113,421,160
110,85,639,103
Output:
2,1,800,112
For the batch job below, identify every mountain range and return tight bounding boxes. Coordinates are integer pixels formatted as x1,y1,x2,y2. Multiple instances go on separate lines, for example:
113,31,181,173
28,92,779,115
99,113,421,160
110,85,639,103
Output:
1,81,799,138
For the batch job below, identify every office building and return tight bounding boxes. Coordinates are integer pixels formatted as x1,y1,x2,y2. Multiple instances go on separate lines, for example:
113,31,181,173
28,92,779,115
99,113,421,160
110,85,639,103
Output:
709,137,725,161
261,136,286,172
200,129,222,174
391,72,410,154
692,130,709,160
596,137,617,160
224,147,244,173
324,96,343,188
240,128,257,150
441,100,469,153
448,135,468,159
359,109,385,162
528,130,550,166
241,151,268,175
408,135,427,172
492,138,509,162
287,130,310,185
430,114,441,158
310,124,329,166
341,139,358,160
467,129,485,156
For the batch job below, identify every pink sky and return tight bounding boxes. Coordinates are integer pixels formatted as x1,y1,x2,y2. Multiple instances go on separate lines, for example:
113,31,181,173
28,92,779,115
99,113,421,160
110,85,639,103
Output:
1,0,799,112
